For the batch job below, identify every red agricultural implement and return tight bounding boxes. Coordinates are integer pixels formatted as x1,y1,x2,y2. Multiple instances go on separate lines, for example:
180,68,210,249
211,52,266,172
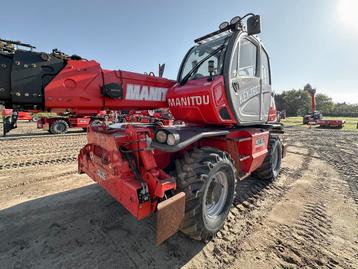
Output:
303,84,345,128
1,108,39,134
1,108,38,121
0,14,286,244
36,110,111,134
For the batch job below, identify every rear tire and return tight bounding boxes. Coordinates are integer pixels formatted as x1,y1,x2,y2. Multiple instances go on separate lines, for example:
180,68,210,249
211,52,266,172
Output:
253,136,282,181
49,120,69,134
175,148,237,241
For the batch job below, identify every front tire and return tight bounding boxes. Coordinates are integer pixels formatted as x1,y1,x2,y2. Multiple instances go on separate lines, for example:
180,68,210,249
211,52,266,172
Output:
253,136,282,181
175,148,237,241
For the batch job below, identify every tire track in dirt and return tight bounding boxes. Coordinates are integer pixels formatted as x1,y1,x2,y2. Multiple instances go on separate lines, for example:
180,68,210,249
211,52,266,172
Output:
283,128,358,207
0,143,84,158
0,169,78,191
0,138,86,151
271,202,339,269
0,156,78,170
269,195,356,268
262,149,358,269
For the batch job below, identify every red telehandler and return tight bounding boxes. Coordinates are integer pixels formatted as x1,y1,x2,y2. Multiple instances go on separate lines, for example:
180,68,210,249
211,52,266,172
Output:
0,14,285,244
303,83,345,128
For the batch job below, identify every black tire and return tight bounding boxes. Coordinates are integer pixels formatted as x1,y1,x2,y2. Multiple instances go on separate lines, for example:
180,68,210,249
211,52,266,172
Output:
49,120,69,134
175,147,237,241
253,136,282,181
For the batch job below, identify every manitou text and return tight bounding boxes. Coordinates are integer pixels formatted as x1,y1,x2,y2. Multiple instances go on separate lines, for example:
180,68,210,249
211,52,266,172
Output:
125,84,168,101
168,95,210,107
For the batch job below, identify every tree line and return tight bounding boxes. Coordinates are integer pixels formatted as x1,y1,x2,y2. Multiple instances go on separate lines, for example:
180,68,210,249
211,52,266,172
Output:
275,89,358,117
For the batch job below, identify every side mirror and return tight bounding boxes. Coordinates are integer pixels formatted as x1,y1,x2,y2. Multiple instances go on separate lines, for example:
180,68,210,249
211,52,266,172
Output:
247,15,261,35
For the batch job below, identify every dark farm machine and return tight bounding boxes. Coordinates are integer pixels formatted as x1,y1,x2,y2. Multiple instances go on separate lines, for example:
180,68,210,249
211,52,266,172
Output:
303,83,345,128
0,14,286,244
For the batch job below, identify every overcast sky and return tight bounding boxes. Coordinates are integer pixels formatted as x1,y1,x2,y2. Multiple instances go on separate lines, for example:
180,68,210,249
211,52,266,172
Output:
1,0,357,103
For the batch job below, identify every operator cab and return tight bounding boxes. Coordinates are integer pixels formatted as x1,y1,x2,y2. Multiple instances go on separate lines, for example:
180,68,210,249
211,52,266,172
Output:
168,14,272,126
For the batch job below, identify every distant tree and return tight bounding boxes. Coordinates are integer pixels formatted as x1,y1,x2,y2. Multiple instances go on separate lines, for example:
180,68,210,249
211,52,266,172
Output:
331,102,358,116
315,93,334,114
278,89,310,116
274,88,358,117
274,93,285,111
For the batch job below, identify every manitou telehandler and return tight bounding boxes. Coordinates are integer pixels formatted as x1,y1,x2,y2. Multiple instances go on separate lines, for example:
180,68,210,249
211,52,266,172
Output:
0,14,285,244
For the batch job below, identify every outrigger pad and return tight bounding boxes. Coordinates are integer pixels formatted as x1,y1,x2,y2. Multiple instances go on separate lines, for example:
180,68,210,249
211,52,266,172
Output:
156,192,185,245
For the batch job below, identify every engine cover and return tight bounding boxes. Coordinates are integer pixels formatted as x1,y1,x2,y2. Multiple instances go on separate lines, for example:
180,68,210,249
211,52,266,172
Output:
167,75,236,126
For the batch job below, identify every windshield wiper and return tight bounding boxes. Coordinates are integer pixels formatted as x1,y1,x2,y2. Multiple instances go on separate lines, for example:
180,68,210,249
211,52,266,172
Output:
179,44,225,86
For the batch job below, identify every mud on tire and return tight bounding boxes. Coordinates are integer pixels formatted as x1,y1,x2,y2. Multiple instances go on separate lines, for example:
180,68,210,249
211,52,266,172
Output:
175,147,237,241
253,136,282,181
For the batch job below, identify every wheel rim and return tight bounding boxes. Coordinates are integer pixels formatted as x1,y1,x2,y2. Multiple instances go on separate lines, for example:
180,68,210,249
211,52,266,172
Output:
55,123,65,133
271,143,280,174
205,170,229,218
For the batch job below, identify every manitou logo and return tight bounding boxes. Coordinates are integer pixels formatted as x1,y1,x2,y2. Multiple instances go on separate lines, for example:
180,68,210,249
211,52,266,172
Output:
126,84,168,101
168,95,210,107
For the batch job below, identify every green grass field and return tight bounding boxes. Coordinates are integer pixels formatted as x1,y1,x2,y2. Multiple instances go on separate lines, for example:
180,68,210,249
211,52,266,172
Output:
281,116,358,131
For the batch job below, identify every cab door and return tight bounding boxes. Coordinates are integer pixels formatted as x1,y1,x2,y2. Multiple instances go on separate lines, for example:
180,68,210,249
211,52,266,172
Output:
226,34,263,124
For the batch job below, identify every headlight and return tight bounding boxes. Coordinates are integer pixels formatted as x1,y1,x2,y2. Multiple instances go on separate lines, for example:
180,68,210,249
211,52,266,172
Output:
167,133,180,146
155,130,167,143
230,16,241,25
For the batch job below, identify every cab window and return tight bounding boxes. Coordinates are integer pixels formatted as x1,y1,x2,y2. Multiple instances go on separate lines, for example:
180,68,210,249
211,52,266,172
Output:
230,46,239,78
238,38,257,77
261,49,271,85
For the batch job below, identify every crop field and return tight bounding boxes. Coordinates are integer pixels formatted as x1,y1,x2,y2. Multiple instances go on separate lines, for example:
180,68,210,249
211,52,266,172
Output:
0,122,357,268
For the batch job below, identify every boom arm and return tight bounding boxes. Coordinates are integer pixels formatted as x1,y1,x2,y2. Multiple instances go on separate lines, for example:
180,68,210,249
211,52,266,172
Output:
0,44,175,115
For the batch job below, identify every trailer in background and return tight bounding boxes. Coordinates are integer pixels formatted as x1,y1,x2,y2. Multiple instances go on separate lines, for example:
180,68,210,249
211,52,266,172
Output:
37,111,109,134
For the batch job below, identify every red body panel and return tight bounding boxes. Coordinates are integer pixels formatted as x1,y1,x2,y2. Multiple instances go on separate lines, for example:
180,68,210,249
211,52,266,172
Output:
168,76,236,125
44,60,175,116
199,129,269,174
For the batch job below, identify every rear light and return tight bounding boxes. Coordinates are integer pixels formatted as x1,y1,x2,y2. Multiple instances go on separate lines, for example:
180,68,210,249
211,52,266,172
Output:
155,130,168,143
167,133,180,146
155,129,180,146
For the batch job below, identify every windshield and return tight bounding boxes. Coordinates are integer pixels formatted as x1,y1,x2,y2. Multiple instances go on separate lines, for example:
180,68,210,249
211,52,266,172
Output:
179,34,230,82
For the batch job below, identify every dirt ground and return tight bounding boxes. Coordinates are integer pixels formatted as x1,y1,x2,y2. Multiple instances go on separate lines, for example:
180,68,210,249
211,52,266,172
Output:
0,122,357,269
